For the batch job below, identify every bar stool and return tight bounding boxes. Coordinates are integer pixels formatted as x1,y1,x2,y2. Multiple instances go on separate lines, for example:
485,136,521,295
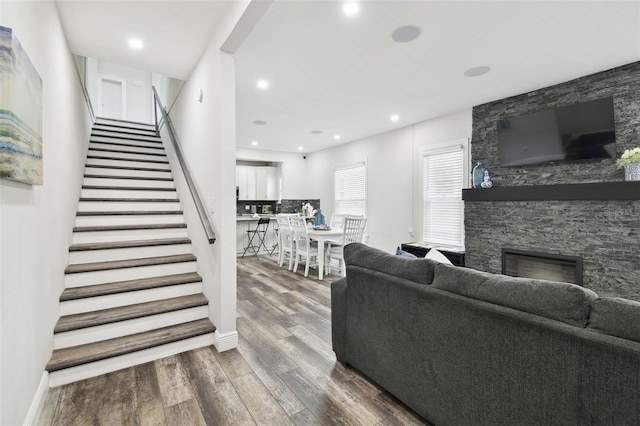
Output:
242,217,271,257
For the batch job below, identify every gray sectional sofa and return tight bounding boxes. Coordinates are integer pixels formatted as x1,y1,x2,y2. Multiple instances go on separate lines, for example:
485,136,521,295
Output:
331,243,640,426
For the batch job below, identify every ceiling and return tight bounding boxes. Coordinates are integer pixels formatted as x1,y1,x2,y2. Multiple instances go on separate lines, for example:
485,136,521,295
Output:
56,1,640,154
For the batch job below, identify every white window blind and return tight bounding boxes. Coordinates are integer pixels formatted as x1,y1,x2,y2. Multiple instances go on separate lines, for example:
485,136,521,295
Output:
422,146,464,250
334,161,366,217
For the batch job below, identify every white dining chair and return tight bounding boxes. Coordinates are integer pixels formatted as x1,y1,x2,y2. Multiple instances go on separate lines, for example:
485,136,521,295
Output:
326,215,367,277
275,215,295,270
330,213,347,231
290,216,319,278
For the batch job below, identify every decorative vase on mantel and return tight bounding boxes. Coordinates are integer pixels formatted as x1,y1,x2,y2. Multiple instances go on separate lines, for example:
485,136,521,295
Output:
472,162,486,189
624,163,640,181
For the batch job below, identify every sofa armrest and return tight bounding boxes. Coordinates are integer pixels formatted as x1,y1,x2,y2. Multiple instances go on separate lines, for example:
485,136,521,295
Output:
331,277,348,363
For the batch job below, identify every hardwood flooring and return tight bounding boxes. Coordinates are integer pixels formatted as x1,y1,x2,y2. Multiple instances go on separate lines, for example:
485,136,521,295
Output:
39,256,429,425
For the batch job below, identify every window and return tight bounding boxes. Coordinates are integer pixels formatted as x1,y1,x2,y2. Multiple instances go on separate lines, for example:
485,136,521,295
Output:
422,145,464,250
334,161,366,217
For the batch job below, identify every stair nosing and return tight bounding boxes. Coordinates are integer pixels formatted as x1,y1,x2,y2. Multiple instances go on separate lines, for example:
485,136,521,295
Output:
69,237,191,252
73,223,186,232
54,294,208,333
94,117,158,129
46,319,215,372
76,210,183,216
60,272,202,301
65,253,196,274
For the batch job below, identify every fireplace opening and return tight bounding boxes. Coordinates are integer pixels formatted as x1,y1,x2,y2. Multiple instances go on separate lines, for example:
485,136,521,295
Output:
502,248,583,285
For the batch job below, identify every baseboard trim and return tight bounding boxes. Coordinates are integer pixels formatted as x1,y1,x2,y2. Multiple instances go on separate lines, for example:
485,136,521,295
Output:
23,371,49,426
213,329,238,352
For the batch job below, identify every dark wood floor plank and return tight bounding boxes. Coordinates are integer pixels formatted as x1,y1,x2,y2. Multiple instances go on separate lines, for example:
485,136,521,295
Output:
214,347,253,380
236,317,298,375
36,385,61,426
191,379,256,425
237,299,292,340
134,361,168,426
164,398,207,426
232,372,294,425
236,337,307,417
155,354,195,408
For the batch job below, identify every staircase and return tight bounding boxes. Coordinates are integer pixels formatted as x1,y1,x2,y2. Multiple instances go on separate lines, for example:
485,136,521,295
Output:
46,118,216,387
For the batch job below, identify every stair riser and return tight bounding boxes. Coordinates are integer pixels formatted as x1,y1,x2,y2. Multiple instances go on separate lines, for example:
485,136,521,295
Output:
54,306,209,349
68,243,193,264
83,177,175,188
72,228,188,244
88,150,167,163
64,261,197,287
86,159,169,170
92,130,161,143
80,188,178,199
75,214,185,227
60,282,203,315
77,201,181,212
48,333,216,387
92,125,157,137
90,136,163,150
85,166,172,179
89,142,166,158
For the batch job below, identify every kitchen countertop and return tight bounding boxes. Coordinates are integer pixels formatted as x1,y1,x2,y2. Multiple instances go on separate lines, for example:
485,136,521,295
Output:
236,215,277,221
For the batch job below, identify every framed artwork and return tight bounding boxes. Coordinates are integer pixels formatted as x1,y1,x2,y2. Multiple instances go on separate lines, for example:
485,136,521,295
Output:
0,26,43,185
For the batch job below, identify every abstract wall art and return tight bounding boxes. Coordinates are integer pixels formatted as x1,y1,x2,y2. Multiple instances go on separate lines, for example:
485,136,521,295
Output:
0,26,43,185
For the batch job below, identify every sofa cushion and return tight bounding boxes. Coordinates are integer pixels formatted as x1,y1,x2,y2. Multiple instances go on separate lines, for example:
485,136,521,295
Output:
344,243,437,286
431,263,598,327
588,297,640,343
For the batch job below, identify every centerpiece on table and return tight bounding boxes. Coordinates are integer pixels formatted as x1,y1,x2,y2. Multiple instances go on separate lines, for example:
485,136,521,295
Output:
617,147,640,181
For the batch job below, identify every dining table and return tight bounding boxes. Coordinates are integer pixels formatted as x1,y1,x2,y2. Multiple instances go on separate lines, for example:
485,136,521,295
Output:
307,227,344,280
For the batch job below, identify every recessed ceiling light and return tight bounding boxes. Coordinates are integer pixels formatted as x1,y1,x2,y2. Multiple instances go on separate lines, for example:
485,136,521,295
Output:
128,38,144,50
390,114,400,122
334,134,341,140
298,146,303,151
252,120,267,125
257,79,269,90
311,130,323,135
343,2,360,16
391,25,422,43
464,66,491,77
251,141,258,146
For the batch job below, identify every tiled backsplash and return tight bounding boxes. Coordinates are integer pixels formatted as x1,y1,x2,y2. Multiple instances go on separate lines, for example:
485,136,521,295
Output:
236,199,321,215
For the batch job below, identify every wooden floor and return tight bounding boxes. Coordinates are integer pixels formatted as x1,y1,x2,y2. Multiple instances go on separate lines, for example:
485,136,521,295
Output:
38,256,429,425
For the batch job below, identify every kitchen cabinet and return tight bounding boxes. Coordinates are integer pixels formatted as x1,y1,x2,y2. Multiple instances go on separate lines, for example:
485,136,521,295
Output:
237,166,257,200
237,165,279,200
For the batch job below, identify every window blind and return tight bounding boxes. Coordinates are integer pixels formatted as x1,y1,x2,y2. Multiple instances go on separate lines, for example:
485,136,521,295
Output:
334,161,366,217
422,146,464,250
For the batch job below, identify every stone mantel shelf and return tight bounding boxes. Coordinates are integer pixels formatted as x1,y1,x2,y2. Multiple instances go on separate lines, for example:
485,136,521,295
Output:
462,181,640,202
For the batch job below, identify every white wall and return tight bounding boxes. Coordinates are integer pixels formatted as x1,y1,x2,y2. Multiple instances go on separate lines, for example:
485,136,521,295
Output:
0,1,93,424
167,1,254,351
306,110,472,254
236,148,310,199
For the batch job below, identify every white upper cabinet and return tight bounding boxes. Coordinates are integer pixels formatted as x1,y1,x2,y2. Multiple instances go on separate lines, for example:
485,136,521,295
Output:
237,165,279,200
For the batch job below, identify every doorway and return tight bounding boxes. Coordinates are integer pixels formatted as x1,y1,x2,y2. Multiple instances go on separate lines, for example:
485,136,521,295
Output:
98,75,127,120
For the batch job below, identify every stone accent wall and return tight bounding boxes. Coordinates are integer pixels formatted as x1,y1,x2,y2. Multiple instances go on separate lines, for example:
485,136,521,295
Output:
466,62,640,301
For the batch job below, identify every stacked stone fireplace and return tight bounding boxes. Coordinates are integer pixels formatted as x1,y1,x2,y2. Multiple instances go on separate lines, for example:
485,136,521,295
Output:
464,61,640,302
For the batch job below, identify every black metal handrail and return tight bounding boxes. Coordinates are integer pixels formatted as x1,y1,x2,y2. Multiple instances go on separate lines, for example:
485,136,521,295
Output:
152,86,216,244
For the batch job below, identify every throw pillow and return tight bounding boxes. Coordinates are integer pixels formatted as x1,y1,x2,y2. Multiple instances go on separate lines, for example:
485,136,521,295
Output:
395,247,418,259
425,248,452,265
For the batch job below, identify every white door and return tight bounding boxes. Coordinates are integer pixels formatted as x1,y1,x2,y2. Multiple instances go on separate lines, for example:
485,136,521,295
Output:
99,76,126,120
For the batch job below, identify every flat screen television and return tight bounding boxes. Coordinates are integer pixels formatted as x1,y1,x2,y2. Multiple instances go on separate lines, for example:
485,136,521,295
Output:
497,97,616,167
